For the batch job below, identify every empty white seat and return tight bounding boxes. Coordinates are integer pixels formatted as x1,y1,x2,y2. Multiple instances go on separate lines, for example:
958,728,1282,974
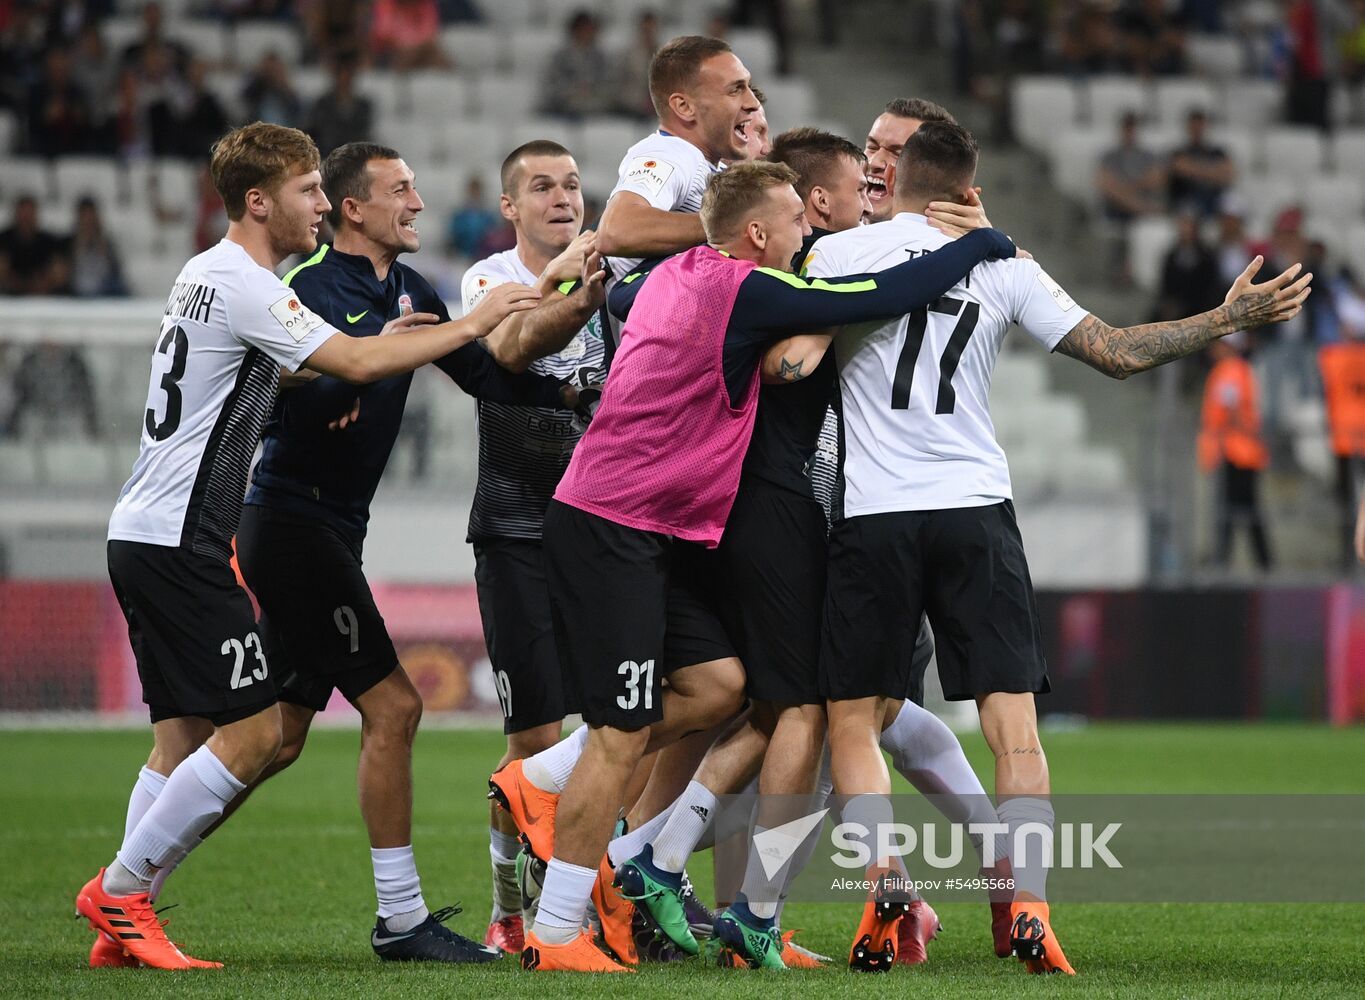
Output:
173,20,230,65
1046,126,1109,205
228,21,303,66
393,72,471,120
0,157,54,201
40,441,111,488
507,117,581,152
204,69,247,120
1186,33,1245,78
1085,77,1151,126
357,71,401,119
0,109,17,155
730,27,777,81
991,354,1049,400
101,15,143,54
123,253,186,298
506,28,563,78
290,66,332,104
1331,128,1365,173
1261,124,1327,176
1234,175,1298,232
441,24,506,74
761,79,814,130
474,0,551,29
54,157,127,205
1011,76,1079,152
470,74,538,117
442,118,510,170
580,118,643,163
1299,173,1365,222
1154,77,1219,125
1223,79,1281,126
1128,215,1177,292
0,442,40,488
1207,126,1256,174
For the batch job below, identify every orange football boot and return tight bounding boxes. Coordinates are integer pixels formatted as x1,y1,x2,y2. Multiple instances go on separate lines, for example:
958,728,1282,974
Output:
88,931,138,968
520,930,634,973
488,760,558,863
590,855,638,965
1009,900,1076,975
76,870,222,970
848,869,910,973
780,929,831,968
894,899,941,965
485,913,524,953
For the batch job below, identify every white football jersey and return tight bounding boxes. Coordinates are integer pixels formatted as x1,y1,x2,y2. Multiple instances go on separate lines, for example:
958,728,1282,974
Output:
108,239,338,556
606,130,721,281
805,213,1087,515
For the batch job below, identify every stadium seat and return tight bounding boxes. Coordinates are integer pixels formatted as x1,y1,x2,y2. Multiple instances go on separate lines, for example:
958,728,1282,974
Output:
0,109,16,155
1207,126,1257,174
474,0,552,29
443,118,510,171
1347,222,1365,279
1046,127,1108,206
0,158,54,201
1299,174,1365,223
0,443,40,488
507,118,582,152
174,20,230,65
1233,175,1298,232
395,72,471,120
101,202,160,256
507,28,562,77
729,27,777,82
40,441,112,488
1222,79,1281,127
123,253,186,298
1085,77,1151,125
1261,125,1327,176
991,353,1049,401
291,66,332,105
581,118,644,165
100,15,143,54
1153,77,1219,126
1051,446,1128,495
1185,33,1245,78
1128,215,1177,292
228,21,303,66
1330,128,1365,173
53,157,127,206
204,69,247,121
761,79,814,131
470,74,538,118
440,24,507,74
1011,76,1079,153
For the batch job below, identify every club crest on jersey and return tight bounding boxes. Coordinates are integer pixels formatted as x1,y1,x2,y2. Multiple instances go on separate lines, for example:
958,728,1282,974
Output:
398,293,413,316
269,293,325,342
625,155,674,196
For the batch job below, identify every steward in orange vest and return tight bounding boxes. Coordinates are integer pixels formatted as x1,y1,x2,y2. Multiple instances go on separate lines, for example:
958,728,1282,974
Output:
1200,336,1272,569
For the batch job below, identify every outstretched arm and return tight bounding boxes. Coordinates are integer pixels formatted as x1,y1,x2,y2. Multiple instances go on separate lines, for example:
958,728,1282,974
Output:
1055,257,1312,380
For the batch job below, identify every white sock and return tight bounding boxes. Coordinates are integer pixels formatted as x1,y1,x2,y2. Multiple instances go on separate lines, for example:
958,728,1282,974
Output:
607,805,672,868
373,845,428,929
998,797,1054,902
523,725,587,794
650,781,717,874
532,857,597,944
841,793,898,871
879,700,999,860
108,746,244,892
148,839,196,903
773,749,834,926
489,827,522,918
124,766,167,839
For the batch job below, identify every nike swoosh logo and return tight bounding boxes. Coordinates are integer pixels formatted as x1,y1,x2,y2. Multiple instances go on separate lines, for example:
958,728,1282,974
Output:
372,930,415,946
516,780,541,825
347,310,369,323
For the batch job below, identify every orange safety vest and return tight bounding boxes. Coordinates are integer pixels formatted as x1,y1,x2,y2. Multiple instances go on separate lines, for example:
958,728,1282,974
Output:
1198,356,1268,471
1319,343,1365,458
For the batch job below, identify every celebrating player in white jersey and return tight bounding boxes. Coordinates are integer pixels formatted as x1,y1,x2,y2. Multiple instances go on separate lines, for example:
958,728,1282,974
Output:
75,122,537,971
597,35,759,293
782,120,1311,975
460,140,607,954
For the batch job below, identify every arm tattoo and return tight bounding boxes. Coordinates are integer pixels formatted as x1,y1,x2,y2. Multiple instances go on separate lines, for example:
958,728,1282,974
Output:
1056,289,1279,380
778,356,806,382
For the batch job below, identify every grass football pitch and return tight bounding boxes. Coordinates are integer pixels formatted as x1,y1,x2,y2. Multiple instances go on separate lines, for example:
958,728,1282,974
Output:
6,722,1365,998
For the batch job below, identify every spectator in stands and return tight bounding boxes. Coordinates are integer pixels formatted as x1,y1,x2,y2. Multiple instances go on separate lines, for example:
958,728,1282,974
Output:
1097,110,1166,282
71,25,119,148
0,5,47,114
1214,195,1254,286
120,1,189,76
1319,325,1365,567
301,0,369,69
0,197,70,296
1168,109,1235,219
139,44,192,156
1,343,99,440
68,196,129,298
173,58,230,160
1333,267,1365,340
1304,239,1340,344
613,10,660,120
27,49,91,156
1284,0,1330,129
731,0,792,76
1118,0,1188,76
1198,333,1273,571
1057,2,1120,76
539,9,612,120
1254,207,1315,432
111,66,151,160
242,51,301,125
371,0,451,71
305,64,373,156
1157,210,1223,321
445,175,499,257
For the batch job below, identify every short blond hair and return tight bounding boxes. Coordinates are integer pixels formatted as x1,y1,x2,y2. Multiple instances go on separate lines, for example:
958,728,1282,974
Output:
700,161,799,243
210,122,321,221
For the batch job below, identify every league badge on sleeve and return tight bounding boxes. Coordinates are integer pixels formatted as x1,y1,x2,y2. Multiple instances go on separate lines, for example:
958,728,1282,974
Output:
398,293,414,316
